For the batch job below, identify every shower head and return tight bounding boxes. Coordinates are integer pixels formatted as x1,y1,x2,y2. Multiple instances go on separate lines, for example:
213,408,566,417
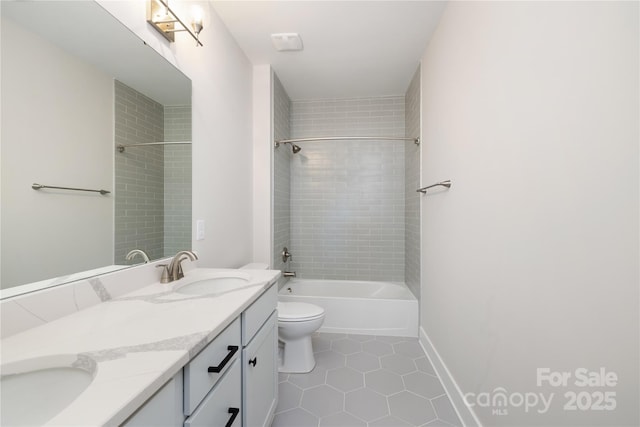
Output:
275,140,302,154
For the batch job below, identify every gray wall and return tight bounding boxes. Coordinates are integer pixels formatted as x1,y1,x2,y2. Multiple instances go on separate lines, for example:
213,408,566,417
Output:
273,75,292,273
114,80,165,264
420,2,638,425
164,105,192,256
1,16,113,288
404,67,421,299
289,97,406,281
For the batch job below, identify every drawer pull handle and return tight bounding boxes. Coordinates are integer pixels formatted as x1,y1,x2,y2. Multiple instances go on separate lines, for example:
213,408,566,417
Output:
225,407,240,427
248,357,257,367
208,345,239,373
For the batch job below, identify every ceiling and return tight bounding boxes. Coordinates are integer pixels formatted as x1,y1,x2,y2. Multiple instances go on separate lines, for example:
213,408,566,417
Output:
212,1,447,100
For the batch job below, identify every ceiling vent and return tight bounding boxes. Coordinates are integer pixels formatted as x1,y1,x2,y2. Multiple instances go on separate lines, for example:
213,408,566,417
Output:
271,33,303,52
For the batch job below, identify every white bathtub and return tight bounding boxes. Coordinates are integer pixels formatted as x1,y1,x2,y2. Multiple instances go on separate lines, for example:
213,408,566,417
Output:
278,279,418,337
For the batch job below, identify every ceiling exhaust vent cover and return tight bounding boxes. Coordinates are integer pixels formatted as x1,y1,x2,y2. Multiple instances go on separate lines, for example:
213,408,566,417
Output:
271,33,303,52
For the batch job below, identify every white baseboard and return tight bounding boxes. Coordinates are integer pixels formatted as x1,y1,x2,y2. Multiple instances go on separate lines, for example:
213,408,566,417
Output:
419,326,483,427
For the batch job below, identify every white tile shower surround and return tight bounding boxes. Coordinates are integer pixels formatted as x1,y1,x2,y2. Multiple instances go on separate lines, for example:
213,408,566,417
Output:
273,333,462,427
273,74,292,276
404,67,421,301
289,97,407,282
164,105,192,256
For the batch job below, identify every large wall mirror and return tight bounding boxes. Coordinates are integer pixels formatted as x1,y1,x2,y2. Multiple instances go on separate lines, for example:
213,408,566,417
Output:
1,1,192,294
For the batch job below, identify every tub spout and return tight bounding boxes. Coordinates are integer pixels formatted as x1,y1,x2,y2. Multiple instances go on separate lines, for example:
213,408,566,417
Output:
283,271,296,278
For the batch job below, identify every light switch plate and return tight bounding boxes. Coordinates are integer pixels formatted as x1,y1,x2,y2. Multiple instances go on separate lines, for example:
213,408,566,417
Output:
196,220,205,240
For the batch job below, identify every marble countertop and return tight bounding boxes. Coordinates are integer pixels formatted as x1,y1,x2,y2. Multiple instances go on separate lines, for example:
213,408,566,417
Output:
0,267,281,426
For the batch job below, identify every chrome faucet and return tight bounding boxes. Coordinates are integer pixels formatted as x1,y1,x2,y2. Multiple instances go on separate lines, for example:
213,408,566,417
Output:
126,249,150,263
167,250,198,282
282,247,292,263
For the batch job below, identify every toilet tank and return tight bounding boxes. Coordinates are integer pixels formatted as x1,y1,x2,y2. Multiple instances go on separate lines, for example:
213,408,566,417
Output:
239,263,269,270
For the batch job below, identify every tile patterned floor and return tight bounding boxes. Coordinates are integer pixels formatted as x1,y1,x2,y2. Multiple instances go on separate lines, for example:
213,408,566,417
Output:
272,333,462,427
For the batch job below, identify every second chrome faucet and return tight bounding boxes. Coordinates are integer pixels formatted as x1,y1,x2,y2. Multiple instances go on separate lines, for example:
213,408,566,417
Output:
157,250,198,283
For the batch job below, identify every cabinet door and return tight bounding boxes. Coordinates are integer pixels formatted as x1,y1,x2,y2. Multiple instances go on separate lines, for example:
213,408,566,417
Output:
242,312,277,427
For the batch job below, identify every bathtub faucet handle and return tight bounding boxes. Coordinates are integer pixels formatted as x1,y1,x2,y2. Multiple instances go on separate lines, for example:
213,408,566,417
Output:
283,271,296,278
282,247,293,262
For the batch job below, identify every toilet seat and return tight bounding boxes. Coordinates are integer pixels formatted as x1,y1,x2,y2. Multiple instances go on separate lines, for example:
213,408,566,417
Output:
278,301,324,322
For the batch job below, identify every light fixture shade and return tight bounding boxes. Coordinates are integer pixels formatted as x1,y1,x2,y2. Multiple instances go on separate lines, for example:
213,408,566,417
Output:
191,6,204,35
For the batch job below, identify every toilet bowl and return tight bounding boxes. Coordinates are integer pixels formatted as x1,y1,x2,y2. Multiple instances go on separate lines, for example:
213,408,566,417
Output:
277,301,325,373
239,263,325,373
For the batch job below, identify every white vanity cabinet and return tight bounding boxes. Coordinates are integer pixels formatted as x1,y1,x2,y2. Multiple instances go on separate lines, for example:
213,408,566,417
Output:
125,281,278,427
182,282,278,427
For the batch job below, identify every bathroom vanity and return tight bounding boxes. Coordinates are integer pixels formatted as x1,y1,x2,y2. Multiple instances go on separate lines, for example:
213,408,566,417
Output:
0,267,280,427
125,282,278,427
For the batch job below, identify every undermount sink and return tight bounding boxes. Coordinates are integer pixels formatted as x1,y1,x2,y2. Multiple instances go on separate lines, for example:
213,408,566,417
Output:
1,355,95,426
176,273,251,296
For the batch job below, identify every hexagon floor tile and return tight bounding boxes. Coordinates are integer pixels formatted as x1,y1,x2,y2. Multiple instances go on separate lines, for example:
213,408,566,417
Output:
272,333,462,427
345,388,389,421
327,367,364,392
301,385,344,417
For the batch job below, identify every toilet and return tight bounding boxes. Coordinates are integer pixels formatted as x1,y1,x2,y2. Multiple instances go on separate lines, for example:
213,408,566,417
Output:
240,263,325,373
277,301,325,373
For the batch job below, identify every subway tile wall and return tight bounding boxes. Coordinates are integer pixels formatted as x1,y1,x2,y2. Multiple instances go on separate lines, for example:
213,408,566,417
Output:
405,67,421,299
114,81,164,264
273,75,292,273
289,97,406,281
164,105,192,256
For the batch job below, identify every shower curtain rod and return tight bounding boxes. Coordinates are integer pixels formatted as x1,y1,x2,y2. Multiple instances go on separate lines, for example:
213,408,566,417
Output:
117,141,192,153
275,136,420,146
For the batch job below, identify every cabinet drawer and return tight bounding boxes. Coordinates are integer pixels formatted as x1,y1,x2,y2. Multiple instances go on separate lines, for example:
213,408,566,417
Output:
242,283,277,346
184,317,241,415
185,359,241,427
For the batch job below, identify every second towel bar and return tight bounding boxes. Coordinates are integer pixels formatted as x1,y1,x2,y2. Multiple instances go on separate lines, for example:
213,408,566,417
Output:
417,180,452,194
32,183,111,195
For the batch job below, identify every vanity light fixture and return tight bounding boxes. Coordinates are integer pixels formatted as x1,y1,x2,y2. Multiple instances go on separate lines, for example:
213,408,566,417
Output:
147,0,204,47
191,7,204,45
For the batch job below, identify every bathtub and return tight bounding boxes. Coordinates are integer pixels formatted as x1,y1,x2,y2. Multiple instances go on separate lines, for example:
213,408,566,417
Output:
278,279,418,337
